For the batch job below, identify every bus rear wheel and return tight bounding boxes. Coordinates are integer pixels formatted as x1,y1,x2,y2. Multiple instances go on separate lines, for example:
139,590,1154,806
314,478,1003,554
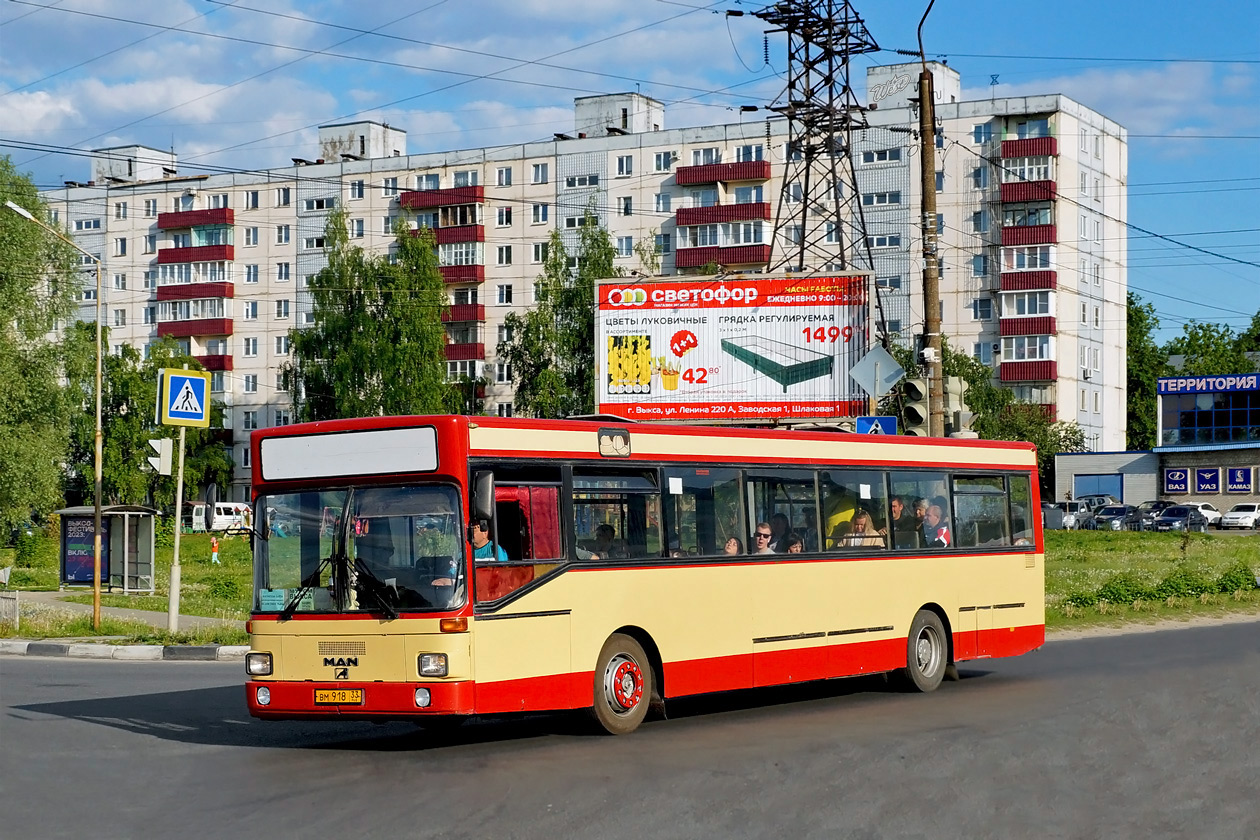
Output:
591,634,652,735
900,609,948,693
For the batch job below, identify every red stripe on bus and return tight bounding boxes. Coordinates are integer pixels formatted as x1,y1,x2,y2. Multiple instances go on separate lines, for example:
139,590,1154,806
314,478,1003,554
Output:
245,680,476,718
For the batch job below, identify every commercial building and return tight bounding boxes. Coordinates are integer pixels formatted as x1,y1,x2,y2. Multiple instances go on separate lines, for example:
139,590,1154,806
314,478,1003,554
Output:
40,63,1128,500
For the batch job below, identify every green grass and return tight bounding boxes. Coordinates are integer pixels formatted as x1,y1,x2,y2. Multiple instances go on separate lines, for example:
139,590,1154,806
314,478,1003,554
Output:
0,604,248,645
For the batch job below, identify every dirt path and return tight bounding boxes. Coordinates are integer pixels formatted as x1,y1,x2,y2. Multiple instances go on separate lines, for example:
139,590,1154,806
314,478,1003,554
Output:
1047,608,1260,641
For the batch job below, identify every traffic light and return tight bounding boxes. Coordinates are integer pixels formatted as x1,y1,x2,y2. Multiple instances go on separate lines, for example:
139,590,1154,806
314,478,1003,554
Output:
901,377,929,436
943,376,974,434
147,438,172,475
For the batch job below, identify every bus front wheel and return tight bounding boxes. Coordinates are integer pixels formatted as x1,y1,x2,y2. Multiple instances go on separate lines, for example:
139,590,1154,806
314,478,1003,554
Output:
591,634,652,735
900,609,948,693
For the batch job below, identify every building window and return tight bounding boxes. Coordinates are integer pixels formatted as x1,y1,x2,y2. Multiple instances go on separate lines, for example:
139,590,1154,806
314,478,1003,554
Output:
113,238,127,256
1002,335,1051,361
690,188,718,208
303,197,336,212
351,218,364,238
143,199,158,218
785,182,802,204
273,299,289,319
382,177,398,197
972,123,992,144
970,298,993,321
113,309,126,326
274,409,291,426
654,151,674,172
498,323,514,343
531,203,548,224
861,148,902,164
82,288,96,301
275,225,290,245
969,255,988,277
240,264,257,284
143,306,156,325
303,236,326,250
496,246,512,266
496,206,512,227
439,242,482,266
113,273,127,290
242,337,258,357
973,342,994,364
867,234,902,249
935,171,944,192
210,372,224,392
497,283,513,304
1093,306,1101,328
691,147,720,165
531,163,548,184
616,236,634,257
277,262,290,282
347,180,364,201
532,242,548,263
971,210,989,234
862,191,901,207
114,201,127,220
411,173,435,191
496,166,512,187
734,144,763,162
497,402,514,418
620,196,632,216
242,301,258,321
1006,291,1050,316
564,174,599,189
1002,245,1052,271
73,218,101,231
453,170,479,188
876,275,902,290
382,215,398,235
243,374,258,393
731,185,761,205
275,187,291,207
564,216,591,229
495,363,512,383
143,270,156,289
242,411,258,431
654,233,672,255
1093,219,1101,242
274,335,289,356
886,319,902,335
1002,156,1051,183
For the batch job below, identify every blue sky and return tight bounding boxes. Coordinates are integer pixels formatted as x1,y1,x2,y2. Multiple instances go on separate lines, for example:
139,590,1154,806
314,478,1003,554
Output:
2,0,1257,341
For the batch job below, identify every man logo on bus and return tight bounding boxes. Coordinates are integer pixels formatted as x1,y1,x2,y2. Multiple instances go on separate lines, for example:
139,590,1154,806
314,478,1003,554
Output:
608,287,648,307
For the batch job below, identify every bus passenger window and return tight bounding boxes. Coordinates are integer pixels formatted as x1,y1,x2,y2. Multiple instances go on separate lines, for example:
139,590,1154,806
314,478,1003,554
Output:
1008,475,1034,545
889,471,952,549
663,467,743,556
746,469,818,553
573,471,662,559
820,470,889,550
952,476,1011,548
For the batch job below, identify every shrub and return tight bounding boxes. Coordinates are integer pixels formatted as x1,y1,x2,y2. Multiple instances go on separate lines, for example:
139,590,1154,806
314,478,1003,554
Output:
1153,564,1213,600
155,516,175,548
1215,560,1258,594
208,576,243,600
1063,590,1098,608
1097,572,1152,605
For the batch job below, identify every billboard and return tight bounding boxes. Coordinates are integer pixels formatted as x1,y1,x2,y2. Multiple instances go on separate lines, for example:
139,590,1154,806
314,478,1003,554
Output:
596,274,871,421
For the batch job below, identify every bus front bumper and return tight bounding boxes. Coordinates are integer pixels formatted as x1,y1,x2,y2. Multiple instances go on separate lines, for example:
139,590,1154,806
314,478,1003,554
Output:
246,680,475,719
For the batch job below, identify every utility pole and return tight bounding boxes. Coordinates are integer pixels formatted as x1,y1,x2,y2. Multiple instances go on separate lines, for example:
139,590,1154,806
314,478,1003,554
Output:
915,1,945,437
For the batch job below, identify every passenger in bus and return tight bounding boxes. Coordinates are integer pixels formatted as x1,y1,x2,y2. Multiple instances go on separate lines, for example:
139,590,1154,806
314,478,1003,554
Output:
838,511,886,548
785,534,804,553
890,496,921,548
768,513,790,552
922,505,952,548
469,519,509,562
724,537,743,555
798,509,818,551
751,523,775,554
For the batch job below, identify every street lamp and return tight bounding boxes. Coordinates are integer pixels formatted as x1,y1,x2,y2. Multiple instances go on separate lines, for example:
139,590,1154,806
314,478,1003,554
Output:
6,199,105,630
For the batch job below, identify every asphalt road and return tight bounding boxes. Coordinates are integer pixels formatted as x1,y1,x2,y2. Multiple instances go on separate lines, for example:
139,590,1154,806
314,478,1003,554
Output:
3,622,1258,840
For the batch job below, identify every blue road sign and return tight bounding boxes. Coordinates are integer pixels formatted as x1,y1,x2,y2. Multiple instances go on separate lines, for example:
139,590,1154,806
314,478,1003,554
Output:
856,415,898,435
160,369,211,427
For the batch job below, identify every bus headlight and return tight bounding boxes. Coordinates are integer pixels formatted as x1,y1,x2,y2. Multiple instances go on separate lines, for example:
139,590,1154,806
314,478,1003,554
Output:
256,686,271,706
418,653,448,677
246,652,273,676
414,688,432,707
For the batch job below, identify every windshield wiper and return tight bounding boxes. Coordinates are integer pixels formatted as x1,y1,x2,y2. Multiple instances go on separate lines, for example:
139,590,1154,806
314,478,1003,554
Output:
278,553,338,620
352,558,399,620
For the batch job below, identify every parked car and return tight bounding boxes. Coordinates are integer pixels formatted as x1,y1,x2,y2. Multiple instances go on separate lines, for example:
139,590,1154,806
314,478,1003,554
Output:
1182,502,1222,529
1088,504,1138,531
1041,502,1066,530
210,502,251,533
1153,505,1209,532
1132,500,1175,531
1219,503,1260,530
1077,494,1119,511
1055,501,1093,530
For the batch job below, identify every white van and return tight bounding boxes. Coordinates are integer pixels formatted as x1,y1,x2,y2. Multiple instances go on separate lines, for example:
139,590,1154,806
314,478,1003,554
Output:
210,502,251,533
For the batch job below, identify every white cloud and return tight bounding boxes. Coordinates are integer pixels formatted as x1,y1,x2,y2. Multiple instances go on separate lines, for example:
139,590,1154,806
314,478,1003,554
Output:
0,90,80,134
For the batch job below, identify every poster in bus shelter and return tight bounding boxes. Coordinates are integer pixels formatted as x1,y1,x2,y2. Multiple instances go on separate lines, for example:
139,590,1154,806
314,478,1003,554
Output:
60,515,110,584
595,274,871,421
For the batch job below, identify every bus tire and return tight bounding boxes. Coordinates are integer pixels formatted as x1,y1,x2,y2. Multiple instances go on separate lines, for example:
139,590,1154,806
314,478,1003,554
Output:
591,634,652,735
900,609,948,693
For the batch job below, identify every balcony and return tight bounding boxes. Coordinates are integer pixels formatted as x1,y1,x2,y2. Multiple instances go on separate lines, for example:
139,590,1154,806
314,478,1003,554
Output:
157,244,234,264
999,316,1057,337
442,303,486,323
439,265,485,284
432,225,485,245
1000,181,1056,203
195,353,233,371
157,318,234,339
400,186,484,210
675,202,771,227
1001,137,1058,159
1000,224,1057,246
999,360,1057,383
156,281,234,301
444,342,485,361
675,160,771,186
674,244,771,269
1000,271,1057,291
157,207,234,230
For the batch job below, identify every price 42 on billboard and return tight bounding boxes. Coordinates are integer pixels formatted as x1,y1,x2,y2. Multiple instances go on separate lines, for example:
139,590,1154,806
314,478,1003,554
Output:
596,274,872,422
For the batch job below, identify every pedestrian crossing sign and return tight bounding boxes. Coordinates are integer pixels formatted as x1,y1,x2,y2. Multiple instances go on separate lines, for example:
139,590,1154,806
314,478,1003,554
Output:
159,369,211,427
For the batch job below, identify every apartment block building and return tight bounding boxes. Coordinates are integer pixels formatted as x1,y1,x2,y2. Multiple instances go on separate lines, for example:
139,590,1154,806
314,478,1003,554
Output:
41,63,1127,501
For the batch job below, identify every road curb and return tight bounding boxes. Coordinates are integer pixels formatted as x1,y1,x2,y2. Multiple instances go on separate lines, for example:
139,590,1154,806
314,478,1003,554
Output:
0,639,248,660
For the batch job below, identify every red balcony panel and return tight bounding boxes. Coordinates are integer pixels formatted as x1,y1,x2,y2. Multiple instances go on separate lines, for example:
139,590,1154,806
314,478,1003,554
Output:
400,186,484,209
442,303,486,323
1039,403,1057,422
675,202,771,227
1000,271,1057,291
156,208,234,230
157,318,234,339
1000,181,1057,203
439,265,485,284
432,225,485,245
673,244,771,269
1000,224,1057,246
195,354,233,371
675,160,771,186
156,281,234,301
1001,137,1058,159
1000,316,1057,337
157,244,234,264
999,360,1057,383
444,342,485,361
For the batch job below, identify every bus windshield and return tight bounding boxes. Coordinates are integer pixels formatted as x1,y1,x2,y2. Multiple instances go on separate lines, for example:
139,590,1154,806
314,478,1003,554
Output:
253,484,465,614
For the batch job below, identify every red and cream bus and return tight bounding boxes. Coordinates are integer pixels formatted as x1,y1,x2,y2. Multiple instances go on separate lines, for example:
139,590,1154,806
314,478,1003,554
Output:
245,415,1044,734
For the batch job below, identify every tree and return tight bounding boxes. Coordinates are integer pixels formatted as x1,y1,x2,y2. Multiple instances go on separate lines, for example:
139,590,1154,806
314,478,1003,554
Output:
0,156,79,533
1126,292,1167,450
1163,320,1257,375
498,215,622,418
1233,308,1260,355
287,210,455,420
63,326,232,513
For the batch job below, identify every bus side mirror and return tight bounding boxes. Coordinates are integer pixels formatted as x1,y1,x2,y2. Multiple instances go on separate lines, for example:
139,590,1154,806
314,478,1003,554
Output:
472,471,494,523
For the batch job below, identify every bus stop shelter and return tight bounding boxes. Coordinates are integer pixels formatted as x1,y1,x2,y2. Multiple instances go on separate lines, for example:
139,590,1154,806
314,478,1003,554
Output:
55,505,159,595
